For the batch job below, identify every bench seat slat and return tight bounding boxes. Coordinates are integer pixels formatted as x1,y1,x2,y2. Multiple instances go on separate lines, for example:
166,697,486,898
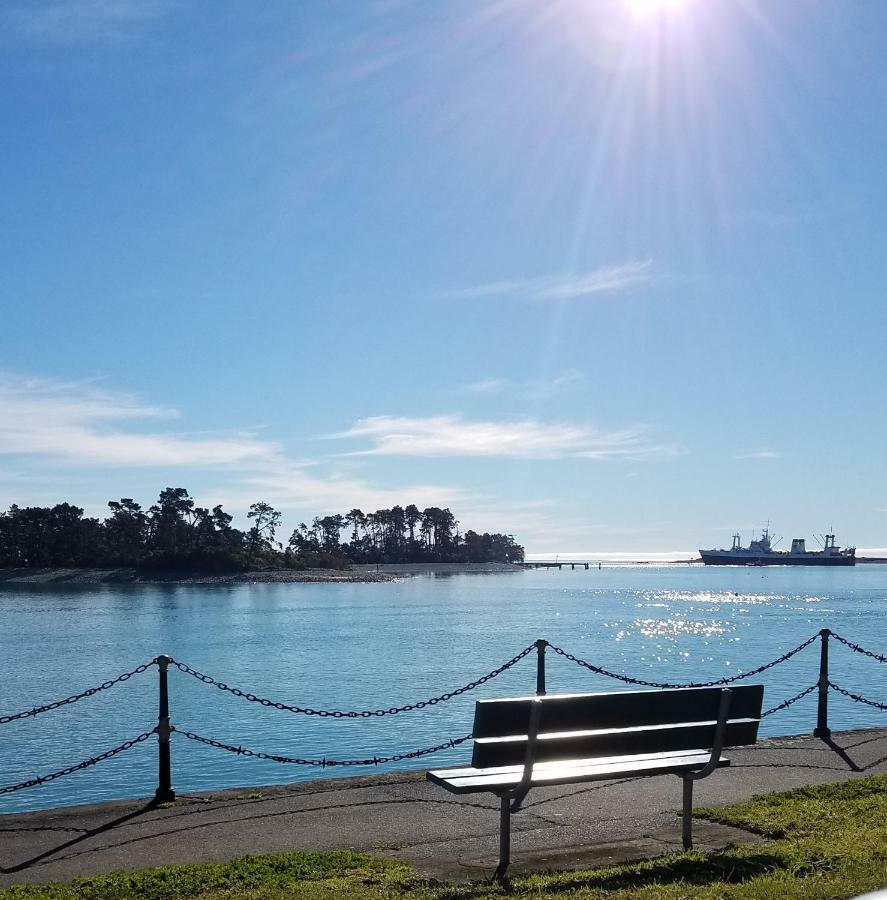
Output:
431,747,713,780
428,751,729,795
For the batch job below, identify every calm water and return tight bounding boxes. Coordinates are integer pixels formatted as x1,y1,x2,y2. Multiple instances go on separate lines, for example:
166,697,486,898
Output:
1,565,885,814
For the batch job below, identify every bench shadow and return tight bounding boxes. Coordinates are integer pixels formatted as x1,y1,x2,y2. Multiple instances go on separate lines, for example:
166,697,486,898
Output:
439,850,790,898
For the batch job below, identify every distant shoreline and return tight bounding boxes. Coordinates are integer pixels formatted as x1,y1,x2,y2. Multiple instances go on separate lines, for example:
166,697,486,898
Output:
2,558,883,586
0,567,398,585
351,561,523,574
0,562,526,585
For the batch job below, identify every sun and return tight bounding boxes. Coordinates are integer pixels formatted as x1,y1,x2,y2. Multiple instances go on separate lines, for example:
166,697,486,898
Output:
625,0,688,17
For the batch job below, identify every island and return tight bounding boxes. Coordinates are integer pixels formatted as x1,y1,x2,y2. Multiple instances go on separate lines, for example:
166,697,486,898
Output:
0,488,525,583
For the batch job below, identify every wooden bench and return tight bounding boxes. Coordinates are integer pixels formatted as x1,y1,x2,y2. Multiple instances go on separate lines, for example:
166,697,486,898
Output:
427,684,764,878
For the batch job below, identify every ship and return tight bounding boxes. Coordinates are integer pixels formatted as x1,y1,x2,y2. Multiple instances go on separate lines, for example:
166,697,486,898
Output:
699,527,856,566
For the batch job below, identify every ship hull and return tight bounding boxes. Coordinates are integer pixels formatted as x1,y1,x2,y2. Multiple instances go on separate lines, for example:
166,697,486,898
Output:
699,551,855,566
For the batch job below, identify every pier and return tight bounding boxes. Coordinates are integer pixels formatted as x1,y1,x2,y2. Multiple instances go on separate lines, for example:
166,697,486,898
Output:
521,561,597,570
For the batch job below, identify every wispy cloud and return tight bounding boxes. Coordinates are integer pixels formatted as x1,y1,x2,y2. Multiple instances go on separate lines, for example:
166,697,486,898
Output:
0,373,476,527
333,414,676,460
464,378,508,395
0,374,679,546
218,468,467,520
443,260,652,301
0,374,278,467
5,0,172,44
461,369,586,400
524,369,586,400
733,449,782,460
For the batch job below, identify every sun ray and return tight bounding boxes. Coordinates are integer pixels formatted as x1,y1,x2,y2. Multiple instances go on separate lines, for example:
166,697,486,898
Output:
625,0,689,18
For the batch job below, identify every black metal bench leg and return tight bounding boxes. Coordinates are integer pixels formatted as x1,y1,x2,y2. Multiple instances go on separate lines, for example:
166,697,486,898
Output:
494,795,510,880
682,776,693,850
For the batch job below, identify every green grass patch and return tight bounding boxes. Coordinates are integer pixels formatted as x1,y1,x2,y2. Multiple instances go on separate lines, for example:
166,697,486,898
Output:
4,776,886,899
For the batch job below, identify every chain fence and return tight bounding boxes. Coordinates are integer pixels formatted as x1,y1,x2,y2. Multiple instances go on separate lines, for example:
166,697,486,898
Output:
761,683,818,718
547,634,819,690
169,642,536,717
0,730,155,796
0,661,157,725
2,630,885,804
176,728,472,767
828,681,887,712
830,633,887,664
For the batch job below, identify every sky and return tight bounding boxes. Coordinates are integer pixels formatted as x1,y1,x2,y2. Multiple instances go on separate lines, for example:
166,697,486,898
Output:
2,0,887,555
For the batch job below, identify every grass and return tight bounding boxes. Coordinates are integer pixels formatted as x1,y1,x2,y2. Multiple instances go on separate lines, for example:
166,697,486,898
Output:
3,776,886,900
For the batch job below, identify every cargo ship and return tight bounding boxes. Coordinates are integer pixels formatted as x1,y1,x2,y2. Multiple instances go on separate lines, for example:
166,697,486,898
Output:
699,527,856,566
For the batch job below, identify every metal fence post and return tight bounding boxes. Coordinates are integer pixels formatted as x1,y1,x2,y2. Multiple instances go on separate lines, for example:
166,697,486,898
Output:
535,639,547,696
154,655,176,803
813,629,831,739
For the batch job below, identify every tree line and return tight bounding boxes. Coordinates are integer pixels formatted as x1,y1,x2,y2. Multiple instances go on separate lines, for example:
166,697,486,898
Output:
0,489,525,571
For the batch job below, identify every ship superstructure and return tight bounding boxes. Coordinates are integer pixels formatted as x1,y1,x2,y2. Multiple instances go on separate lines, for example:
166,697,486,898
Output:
700,527,855,566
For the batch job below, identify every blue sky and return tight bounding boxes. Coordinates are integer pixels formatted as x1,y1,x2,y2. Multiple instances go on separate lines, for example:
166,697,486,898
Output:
2,0,886,555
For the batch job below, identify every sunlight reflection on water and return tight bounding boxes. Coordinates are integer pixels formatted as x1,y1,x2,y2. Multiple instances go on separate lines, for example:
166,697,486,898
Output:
617,618,729,640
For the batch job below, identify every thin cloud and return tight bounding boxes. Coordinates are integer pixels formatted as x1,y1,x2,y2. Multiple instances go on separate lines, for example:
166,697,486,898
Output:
733,449,782,460
464,378,508,394
461,369,586,400
219,467,468,519
524,369,586,400
0,374,278,468
5,0,172,44
332,414,676,460
0,373,475,529
443,260,652,301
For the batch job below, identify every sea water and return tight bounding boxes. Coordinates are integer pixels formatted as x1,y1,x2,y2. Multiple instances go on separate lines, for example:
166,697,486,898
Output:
1,564,885,813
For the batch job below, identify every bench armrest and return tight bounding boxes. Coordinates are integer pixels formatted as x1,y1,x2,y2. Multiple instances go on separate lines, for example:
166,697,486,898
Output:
687,687,732,780
518,698,543,789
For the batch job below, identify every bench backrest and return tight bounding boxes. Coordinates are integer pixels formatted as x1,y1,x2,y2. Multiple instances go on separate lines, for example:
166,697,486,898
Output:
471,685,764,769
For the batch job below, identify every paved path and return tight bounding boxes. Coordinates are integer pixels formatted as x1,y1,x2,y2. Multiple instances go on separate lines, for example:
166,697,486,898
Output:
1,728,885,887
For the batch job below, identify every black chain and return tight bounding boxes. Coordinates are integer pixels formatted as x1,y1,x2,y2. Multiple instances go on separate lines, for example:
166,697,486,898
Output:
0,730,155,795
830,633,887,664
0,662,157,726
548,634,818,689
828,681,887,712
761,683,818,718
177,728,472,767
169,643,535,718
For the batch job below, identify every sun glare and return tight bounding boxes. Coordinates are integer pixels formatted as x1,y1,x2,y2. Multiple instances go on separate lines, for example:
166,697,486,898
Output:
625,0,688,17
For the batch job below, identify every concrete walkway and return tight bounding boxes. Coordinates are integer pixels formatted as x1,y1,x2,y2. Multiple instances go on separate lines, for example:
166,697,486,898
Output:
1,728,885,887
